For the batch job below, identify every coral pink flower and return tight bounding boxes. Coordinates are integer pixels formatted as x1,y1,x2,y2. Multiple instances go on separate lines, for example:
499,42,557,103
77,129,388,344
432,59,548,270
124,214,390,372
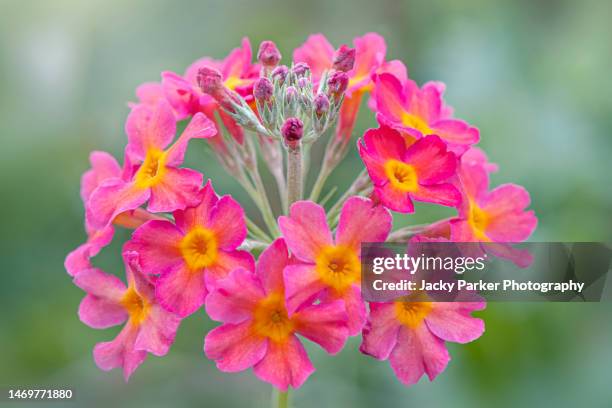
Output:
374,73,479,151
279,197,392,335
65,151,160,276
293,33,407,141
127,181,254,317
358,125,461,213
161,37,259,144
360,295,485,386
87,101,216,230
73,251,181,381
204,239,349,390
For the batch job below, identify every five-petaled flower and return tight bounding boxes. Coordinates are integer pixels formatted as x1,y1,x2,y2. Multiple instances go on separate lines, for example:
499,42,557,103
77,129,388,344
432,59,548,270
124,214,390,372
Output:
73,251,181,381
358,125,461,213
127,181,254,317
204,239,349,390
279,197,392,335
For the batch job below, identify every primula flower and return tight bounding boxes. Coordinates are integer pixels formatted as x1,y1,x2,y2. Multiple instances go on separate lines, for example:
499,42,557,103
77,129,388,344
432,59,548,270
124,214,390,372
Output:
358,125,461,213
87,101,216,230
293,33,407,141
279,197,392,335
374,72,479,150
127,181,254,317
65,151,160,276
360,294,485,386
73,251,181,381
204,239,349,390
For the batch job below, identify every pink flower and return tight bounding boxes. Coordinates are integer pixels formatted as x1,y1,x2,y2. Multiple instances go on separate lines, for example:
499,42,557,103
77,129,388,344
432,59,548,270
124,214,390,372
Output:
279,197,392,335
293,32,407,141
358,125,461,213
127,181,254,317
374,73,479,151
73,251,181,381
65,151,160,276
86,101,216,230
360,294,485,386
204,239,349,391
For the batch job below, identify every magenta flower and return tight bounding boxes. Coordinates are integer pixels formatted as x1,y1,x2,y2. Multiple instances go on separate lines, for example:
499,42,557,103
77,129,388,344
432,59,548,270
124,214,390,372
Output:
279,197,392,335
358,125,461,213
360,296,485,386
87,101,216,230
73,251,181,381
127,181,254,317
374,73,479,151
204,239,349,390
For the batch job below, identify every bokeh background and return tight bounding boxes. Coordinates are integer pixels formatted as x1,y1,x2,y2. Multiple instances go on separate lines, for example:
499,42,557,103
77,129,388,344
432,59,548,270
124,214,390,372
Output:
1,0,611,407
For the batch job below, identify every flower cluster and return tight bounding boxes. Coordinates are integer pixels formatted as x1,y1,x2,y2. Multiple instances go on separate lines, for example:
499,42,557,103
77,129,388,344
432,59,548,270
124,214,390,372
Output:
66,33,536,391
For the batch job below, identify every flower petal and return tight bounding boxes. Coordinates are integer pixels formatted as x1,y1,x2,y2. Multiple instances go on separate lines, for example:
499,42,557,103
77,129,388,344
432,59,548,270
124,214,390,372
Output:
293,300,348,354
206,268,265,323
425,302,485,344
405,135,457,184
256,238,290,295
93,322,147,381
336,196,392,253
125,101,176,161
155,264,206,317
174,180,218,233
359,302,401,360
253,335,314,391
81,151,122,203
65,226,114,276
165,113,217,166
283,264,326,315
128,220,184,275
292,34,334,81
278,201,332,262
207,195,248,250
147,167,203,213
206,250,256,284
86,181,150,230
204,321,268,372
430,119,479,146
134,304,182,356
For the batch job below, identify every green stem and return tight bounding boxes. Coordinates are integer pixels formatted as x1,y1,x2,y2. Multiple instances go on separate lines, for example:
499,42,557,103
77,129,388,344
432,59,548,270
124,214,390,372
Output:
287,145,303,207
308,164,331,202
246,217,272,242
277,390,289,408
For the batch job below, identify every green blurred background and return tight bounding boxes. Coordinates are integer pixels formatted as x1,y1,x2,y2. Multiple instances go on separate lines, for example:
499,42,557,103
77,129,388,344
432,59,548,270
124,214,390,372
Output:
1,0,611,406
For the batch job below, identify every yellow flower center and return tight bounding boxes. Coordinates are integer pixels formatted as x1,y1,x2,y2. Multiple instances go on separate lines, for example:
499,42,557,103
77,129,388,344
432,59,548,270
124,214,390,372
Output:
315,245,361,294
394,293,433,328
468,199,491,241
252,292,295,343
384,159,419,192
180,227,219,271
135,148,167,188
121,287,149,325
401,112,433,135
224,76,248,90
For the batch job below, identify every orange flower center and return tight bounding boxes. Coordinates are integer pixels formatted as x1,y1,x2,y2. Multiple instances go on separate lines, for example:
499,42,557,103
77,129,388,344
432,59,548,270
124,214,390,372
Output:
121,287,149,325
468,199,491,241
180,227,219,270
401,112,433,135
135,148,167,188
315,245,361,294
384,159,418,192
252,292,294,343
394,293,433,328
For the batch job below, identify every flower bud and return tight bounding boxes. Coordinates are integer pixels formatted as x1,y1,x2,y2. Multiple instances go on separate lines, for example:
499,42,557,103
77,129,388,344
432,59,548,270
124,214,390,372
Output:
313,93,330,117
271,65,289,84
297,77,309,89
253,77,274,103
197,67,224,96
292,62,310,77
282,117,303,147
327,71,349,102
285,86,298,105
257,41,282,68
332,44,356,72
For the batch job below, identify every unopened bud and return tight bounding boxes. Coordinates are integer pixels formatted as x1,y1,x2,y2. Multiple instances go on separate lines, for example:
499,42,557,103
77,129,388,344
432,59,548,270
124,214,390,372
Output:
297,77,309,89
253,77,274,103
313,93,330,117
292,62,310,77
327,71,349,102
257,41,282,68
271,65,289,84
285,86,298,104
282,117,303,147
197,67,224,96
332,44,356,72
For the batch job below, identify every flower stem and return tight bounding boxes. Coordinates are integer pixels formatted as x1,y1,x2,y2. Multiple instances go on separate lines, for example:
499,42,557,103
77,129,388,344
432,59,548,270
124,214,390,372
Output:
287,145,303,207
276,390,289,408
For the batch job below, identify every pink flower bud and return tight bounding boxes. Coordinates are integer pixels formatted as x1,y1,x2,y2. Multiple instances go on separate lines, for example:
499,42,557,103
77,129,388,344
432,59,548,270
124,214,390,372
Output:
285,86,298,104
292,62,310,77
271,65,289,84
327,71,349,102
332,44,356,72
257,41,282,68
282,117,303,144
197,67,224,96
313,93,330,117
253,77,274,103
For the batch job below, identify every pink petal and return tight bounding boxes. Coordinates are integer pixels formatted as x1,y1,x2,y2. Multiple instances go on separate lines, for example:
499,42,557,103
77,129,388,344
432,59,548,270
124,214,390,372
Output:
360,125,406,163
292,33,334,81
204,321,268,372
86,180,150,230
205,250,255,284
221,37,253,80
165,112,217,166
358,140,388,186
278,201,332,262
174,180,218,233
336,196,392,253
405,135,457,184
389,324,450,385
65,226,114,276
256,238,290,295
293,300,348,354
336,91,363,141
374,73,406,122
155,264,206,317
134,304,182,356
128,220,183,275
206,268,265,323
351,32,386,81
253,335,314,391
135,82,166,106
81,151,122,203
161,71,199,119
411,183,462,207
207,195,247,250
147,167,203,213
425,302,485,344
125,101,176,161
374,183,415,213
93,322,147,381
430,119,480,146
459,163,490,202
416,81,444,122
73,267,127,300
337,284,367,336
359,302,401,360
283,264,326,315
78,294,127,329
